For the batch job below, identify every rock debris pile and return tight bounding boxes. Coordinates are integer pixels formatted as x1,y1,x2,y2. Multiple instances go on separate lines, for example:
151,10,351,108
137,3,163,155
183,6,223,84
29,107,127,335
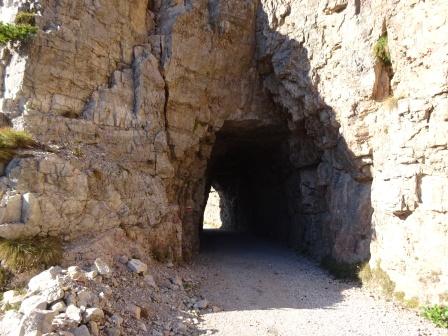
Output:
0,258,212,336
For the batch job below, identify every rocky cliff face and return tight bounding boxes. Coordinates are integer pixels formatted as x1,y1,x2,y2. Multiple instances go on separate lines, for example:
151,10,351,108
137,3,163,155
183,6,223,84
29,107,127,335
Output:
0,0,446,305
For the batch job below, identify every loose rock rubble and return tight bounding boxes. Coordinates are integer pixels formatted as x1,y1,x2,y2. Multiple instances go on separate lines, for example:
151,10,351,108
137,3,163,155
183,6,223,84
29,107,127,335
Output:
0,257,209,336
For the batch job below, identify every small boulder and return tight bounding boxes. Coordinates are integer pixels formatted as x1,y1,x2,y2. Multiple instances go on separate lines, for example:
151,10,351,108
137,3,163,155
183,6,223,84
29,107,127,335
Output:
20,295,48,316
127,259,147,274
18,309,57,335
28,267,62,292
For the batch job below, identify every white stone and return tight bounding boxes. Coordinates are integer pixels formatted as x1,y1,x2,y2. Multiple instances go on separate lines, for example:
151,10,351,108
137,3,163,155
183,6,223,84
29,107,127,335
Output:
94,258,112,277
28,267,63,292
20,295,48,316
66,304,82,323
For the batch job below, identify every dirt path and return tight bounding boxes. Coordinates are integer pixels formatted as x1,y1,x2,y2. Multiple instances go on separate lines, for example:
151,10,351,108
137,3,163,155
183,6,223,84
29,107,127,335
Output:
192,232,446,336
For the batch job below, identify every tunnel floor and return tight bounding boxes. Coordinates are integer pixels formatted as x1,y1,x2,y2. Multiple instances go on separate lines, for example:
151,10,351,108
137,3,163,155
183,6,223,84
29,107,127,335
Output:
191,231,441,336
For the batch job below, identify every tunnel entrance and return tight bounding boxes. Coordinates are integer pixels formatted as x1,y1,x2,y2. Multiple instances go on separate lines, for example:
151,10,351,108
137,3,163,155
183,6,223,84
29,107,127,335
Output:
201,120,294,242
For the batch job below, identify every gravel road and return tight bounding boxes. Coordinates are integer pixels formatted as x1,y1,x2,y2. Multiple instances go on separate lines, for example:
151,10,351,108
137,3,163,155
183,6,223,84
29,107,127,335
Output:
192,232,447,336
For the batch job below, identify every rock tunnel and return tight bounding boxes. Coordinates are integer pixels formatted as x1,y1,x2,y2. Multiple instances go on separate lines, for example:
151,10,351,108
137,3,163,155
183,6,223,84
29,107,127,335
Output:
179,108,372,275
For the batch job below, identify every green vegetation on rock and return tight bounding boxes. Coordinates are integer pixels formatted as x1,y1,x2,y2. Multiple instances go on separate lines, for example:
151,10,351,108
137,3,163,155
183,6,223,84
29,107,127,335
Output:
422,305,448,329
373,34,391,66
0,22,37,45
0,237,62,272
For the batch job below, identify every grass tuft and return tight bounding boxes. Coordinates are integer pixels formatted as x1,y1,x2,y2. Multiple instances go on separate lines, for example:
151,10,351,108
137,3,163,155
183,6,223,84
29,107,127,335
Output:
0,237,63,272
14,11,36,26
422,305,448,329
0,128,36,161
0,22,37,45
373,33,391,66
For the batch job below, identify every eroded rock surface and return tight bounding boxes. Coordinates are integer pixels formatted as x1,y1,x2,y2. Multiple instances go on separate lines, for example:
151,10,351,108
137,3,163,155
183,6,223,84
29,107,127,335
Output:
0,0,446,304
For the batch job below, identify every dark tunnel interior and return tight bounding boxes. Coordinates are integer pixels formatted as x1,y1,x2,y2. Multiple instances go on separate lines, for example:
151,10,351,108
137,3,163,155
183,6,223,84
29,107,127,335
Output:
202,120,294,242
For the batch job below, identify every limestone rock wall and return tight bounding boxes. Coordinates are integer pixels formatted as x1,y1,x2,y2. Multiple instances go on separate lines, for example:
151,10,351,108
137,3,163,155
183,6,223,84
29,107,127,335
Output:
259,0,448,303
0,0,446,305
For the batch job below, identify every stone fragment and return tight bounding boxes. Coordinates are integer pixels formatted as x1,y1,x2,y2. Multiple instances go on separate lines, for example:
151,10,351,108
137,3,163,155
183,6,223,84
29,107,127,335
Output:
51,300,67,313
52,312,80,330
127,259,147,274
118,255,128,264
85,307,104,322
194,299,208,310
85,270,98,280
89,321,100,336
94,258,112,277
77,289,97,307
66,304,82,324
68,266,87,282
170,275,182,287
126,304,141,319
73,324,91,336
105,327,121,336
143,274,158,288
110,314,123,327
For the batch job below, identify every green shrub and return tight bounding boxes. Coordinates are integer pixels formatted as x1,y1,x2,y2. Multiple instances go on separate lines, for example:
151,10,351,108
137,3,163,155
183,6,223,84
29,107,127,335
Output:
0,128,36,161
14,12,36,26
0,237,63,272
373,34,391,66
422,305,448,329
0,22,37,45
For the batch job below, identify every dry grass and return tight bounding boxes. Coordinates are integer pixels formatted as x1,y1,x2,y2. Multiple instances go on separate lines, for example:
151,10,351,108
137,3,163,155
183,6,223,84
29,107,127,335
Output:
382,96,399,111
14,11,36,26
0,128,36,161
358,261,395,297
0,267,9,290
0,237,62,272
